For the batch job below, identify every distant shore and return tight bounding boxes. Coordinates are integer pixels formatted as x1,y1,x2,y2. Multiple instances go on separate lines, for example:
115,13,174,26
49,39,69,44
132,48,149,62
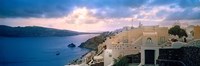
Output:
0,25,101,37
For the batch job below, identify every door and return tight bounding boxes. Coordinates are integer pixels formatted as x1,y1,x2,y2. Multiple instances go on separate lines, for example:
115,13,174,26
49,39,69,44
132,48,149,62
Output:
145,50,155,64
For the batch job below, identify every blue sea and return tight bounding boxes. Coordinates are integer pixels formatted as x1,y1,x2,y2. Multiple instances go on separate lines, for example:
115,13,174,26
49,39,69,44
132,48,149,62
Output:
0,34,98,66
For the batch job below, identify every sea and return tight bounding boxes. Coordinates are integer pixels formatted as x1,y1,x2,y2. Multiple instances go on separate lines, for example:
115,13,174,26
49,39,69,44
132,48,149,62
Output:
0,34,98,66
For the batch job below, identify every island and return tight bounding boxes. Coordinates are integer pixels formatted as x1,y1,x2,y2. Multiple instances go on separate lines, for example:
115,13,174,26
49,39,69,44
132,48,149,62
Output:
68,43,76,48
0,25,85,37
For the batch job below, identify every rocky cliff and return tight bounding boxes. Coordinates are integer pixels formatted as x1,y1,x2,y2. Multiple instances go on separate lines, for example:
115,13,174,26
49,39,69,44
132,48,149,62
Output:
79,32,114,50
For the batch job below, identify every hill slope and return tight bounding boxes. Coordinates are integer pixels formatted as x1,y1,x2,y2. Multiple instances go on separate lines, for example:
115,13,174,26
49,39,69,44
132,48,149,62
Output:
79,32,114,50
0,25,82,37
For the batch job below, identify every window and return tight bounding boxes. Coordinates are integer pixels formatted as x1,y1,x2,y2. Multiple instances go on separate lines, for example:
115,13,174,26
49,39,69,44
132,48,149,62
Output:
109,53,112,57
160,37,165,43
146,37,152,44
123,39,128,43
123,36,128,43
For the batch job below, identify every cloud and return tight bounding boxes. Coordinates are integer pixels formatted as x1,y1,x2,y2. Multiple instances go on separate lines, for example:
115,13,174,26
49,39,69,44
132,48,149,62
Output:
145,0,200,20
1,0,200,32
0,0,149,18
0,0,79,18
149,0,200,8
93,7,138,18
148,0,179,6
178,0,200,8
165,8,200,20
80,0,147,8
0,0,200,20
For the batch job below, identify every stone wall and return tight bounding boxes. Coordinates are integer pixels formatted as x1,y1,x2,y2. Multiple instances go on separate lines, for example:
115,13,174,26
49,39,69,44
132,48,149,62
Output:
194,26,200,39
158,47,200,66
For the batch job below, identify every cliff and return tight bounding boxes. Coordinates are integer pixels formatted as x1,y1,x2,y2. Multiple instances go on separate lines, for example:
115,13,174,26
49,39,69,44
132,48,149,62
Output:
79,32,114,50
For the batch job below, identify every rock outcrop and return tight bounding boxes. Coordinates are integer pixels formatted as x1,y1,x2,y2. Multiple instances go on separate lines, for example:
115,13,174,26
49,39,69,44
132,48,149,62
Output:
79,32,114,50
68,43,76,48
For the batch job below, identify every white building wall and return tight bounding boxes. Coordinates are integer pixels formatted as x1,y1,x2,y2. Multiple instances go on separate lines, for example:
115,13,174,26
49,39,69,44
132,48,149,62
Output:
104,26,169,66
140,46,159,65
104,49,114,66
108,43,140,58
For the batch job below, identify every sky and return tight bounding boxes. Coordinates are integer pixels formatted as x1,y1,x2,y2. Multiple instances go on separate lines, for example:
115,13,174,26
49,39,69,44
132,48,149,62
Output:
0,0,200,32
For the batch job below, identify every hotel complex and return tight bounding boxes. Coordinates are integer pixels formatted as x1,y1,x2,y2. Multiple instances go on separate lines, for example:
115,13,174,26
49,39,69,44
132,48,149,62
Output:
67,22,200,66
103,23,170,66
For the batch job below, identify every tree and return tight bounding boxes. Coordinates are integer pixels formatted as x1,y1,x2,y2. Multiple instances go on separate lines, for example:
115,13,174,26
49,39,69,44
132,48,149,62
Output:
113,57,129,66
169,25,188,38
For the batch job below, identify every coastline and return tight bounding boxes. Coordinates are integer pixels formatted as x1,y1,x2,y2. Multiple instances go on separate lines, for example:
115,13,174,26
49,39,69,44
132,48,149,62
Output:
68,50,92,65
67,32,112,66
0,34,97,66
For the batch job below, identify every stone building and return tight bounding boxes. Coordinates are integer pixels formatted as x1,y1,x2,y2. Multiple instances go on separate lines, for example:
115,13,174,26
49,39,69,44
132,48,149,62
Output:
103,24,169,66
194,25,200,39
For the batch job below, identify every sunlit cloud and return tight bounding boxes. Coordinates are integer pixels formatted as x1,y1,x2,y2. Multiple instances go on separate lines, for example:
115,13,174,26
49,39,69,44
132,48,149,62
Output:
0,0,200,32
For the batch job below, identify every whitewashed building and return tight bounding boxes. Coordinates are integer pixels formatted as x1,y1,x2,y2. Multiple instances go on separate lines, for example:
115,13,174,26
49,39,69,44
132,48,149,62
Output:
103,24,170,66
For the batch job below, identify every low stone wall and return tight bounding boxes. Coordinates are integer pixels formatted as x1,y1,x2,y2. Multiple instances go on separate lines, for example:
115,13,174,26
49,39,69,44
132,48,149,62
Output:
158,47,200,66
181,47,200,66
113,53,141,66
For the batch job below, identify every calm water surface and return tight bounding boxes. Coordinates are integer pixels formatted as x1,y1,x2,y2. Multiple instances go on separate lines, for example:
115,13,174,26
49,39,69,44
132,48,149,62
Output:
0,34,98,66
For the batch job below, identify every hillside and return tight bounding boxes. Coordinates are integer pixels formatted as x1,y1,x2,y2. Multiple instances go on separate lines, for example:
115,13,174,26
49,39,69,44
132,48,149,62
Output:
79,32,114,50
0,25,82,37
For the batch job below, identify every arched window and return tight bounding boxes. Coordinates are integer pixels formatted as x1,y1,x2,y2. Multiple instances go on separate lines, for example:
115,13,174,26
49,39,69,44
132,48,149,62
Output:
160,37,165,43
123,36,128,43
109,53,112,57
146,37,152,44
123,39,128,43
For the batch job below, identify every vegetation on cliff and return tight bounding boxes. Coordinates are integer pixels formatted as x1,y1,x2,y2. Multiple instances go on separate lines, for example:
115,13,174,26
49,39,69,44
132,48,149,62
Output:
113,53,141,66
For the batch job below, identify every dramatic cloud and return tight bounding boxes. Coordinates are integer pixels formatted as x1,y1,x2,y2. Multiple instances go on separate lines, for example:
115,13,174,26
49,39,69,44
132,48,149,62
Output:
165,7,200,20
0,0,200,32
0,0,147,18
0,0,200,19
178,0,200,8
0,0,78,18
